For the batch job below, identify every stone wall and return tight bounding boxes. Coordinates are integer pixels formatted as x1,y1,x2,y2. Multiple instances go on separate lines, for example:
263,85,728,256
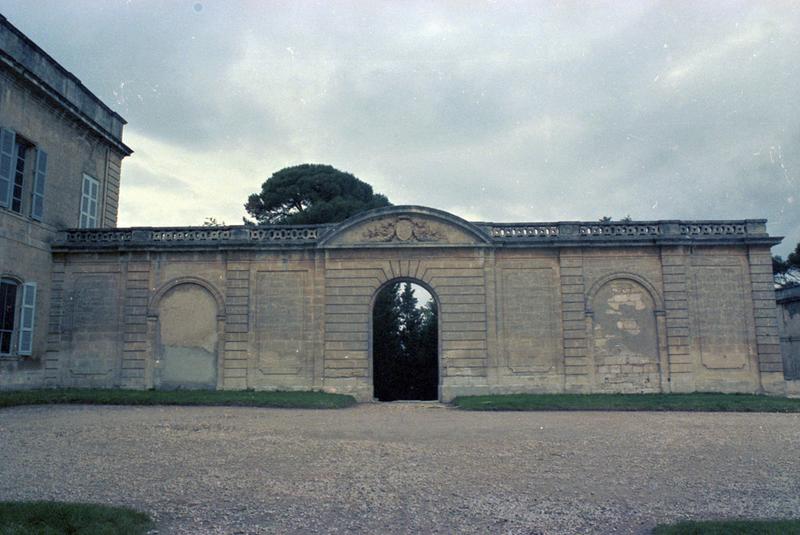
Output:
38,207,786,401
778,286,800,395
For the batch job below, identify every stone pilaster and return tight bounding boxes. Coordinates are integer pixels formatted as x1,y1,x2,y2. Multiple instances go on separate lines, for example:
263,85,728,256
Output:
483,249,499,386
311,251,326,389
223,258,250,389
120,258,150,388
560,250,588,392
660,246,692,392
43,258,65,386
748,246,785,394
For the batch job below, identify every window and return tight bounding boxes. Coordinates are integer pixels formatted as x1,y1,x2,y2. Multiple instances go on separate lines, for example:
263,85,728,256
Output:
11,141,25,212
0,279,18,355
0,127,47,220
80,174,99,228
0,278,36,356
18,282,36,355
31,149,47,220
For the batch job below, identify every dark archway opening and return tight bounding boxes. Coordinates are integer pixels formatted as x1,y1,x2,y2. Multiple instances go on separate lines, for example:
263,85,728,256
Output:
373,281,438,401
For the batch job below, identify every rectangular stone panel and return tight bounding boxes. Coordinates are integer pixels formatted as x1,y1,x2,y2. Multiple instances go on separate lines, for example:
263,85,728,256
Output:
68,274,120,377
501,268,562,373
255,271,306,374
690,265,750,369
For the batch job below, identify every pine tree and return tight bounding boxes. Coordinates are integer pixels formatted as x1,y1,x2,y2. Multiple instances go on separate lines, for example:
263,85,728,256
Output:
418,298,439,400
397,283,423,358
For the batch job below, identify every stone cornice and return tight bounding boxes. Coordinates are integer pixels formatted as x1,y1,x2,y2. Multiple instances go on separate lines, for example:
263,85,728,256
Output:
776,286,800,304
51,215,782,253
478,219,781,248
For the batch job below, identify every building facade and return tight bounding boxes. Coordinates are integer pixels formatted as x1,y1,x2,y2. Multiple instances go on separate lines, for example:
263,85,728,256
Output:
0,15,132,387
48,207,786,401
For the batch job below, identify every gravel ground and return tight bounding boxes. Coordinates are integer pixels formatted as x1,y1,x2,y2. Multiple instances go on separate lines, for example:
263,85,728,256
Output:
1,404,798,534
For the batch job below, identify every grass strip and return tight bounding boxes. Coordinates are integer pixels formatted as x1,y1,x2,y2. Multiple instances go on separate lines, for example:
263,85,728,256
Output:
0,388,357,409
453,392,800,412
652,519,800,534
0,501,152,535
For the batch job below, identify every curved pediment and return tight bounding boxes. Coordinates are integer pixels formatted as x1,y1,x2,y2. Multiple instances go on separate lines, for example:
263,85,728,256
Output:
318,206,492,248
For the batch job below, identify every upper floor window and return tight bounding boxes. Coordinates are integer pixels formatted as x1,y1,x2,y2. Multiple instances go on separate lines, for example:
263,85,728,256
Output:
0,278,36,356
32,149,47,221
11,140,27,212
0,127,47,221
80,174,99,228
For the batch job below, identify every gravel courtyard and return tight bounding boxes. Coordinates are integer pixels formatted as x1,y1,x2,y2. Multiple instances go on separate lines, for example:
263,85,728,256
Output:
1,404,798,534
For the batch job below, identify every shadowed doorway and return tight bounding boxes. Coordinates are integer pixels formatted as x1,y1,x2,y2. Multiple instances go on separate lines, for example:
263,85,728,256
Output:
372,281,439,401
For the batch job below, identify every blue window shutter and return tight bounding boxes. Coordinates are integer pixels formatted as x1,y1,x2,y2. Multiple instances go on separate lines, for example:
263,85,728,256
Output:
32,149,47,220
18,282,36,355
0,128,16,208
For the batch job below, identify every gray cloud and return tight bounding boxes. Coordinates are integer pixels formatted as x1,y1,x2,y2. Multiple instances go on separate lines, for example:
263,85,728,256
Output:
1,0,797,254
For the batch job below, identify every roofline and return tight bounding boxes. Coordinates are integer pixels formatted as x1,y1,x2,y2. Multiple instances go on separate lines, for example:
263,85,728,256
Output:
0,14,126,124
0,14,132,156
0,51,133,156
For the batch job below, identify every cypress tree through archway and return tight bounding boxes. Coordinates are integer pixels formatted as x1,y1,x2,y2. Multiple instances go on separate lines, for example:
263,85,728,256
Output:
373,282,438,401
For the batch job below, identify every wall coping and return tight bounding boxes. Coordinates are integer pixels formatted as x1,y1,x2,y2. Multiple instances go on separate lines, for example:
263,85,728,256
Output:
51,206,782,253
777,285,800,304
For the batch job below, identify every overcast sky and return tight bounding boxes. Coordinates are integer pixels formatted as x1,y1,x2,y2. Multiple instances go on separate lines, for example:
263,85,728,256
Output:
1,0,798,254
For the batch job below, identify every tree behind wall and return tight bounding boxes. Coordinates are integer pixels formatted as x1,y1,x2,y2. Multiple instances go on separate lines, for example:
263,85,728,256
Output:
417,298,439,400
244,164,391,225
373,282,401,401
773,242,800,288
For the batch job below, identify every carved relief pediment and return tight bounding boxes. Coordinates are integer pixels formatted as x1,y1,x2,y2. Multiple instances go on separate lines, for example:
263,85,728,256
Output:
361,217,443,243
319,207,491,248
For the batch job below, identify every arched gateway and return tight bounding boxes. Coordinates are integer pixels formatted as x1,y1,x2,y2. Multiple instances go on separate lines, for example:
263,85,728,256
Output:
50,206,786,399
372,279,439,401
